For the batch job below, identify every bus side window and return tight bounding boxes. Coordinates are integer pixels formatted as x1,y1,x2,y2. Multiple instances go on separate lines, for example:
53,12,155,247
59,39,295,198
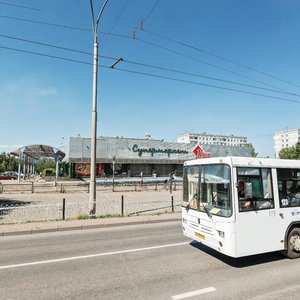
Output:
237,167,274,211
277,169,300,208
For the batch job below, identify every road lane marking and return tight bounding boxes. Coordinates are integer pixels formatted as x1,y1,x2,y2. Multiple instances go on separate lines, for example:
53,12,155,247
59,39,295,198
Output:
172,287,216,299
0,241,189,270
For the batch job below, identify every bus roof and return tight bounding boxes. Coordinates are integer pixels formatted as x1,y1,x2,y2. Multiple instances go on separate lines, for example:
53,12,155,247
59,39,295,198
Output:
184,156,300,168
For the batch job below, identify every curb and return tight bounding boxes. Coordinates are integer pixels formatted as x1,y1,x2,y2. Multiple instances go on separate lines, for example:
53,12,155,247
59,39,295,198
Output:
1,216,182,237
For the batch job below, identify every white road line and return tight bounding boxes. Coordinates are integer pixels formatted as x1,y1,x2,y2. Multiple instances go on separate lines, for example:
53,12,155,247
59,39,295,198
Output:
172,287,216,300
0,241,189,270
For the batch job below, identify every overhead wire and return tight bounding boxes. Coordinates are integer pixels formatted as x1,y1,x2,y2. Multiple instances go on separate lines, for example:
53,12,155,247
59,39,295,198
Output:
141,28,300,89
123,58,300,97
143,0,160,24
0,14,142,40
134,0,160,31
0,44,93,66
0,15,90,32
113,67,300,105
133,36,295,95
1,10,299,103
0,1,42,11
133,2,300,93
2,32,300,97
1,44,300,105
1,13,298,95
99,0,131,51
0,33,94,56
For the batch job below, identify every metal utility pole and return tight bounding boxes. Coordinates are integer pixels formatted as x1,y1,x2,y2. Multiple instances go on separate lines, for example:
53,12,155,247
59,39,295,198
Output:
89,0,109,216
112,155,116,192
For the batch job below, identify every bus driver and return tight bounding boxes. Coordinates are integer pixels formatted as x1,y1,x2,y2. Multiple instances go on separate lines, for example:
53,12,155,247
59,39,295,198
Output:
238,180,245,198
238,180,251,209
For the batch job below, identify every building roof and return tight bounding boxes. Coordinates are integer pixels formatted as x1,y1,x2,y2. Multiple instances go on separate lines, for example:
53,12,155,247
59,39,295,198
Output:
68,136,252,163
11,145,65,161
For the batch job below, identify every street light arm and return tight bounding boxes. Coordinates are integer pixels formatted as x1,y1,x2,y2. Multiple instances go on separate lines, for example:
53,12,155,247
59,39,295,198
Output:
95,0,109,32
89,0,96,36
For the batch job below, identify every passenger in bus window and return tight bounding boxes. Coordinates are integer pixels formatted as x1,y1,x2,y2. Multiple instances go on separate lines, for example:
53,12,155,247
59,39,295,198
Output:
238,180,245,198
238,180,252,209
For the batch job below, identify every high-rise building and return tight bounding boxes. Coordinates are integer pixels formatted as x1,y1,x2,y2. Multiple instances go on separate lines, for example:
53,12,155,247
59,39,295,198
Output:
274,128,300,158
177,132,247,146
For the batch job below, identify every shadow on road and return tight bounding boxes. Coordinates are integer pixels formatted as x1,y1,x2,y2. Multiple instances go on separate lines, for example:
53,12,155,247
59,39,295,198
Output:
0,199,32,218
190,241,286,268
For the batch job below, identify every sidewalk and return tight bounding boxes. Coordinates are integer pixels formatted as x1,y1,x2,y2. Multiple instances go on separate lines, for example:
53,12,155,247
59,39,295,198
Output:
0,213,182,237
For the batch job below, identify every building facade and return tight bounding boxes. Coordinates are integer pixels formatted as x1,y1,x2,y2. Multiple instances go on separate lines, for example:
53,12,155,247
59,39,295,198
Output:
274,128,300,158
177,132,247,146
68,136,252,178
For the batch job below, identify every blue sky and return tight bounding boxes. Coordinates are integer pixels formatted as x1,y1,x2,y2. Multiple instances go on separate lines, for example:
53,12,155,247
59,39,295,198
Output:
1,0,300,157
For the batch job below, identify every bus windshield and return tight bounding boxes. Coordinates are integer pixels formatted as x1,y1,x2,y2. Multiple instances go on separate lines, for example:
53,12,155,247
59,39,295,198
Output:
183,164,232,217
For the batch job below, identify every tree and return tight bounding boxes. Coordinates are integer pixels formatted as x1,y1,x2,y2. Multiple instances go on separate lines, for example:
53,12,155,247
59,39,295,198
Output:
245,143,258,157
36,160,56,174
279,142,300,160
0,152,18,172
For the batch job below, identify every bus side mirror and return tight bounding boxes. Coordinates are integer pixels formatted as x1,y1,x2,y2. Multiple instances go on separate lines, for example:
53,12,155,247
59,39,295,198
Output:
185,203,190,211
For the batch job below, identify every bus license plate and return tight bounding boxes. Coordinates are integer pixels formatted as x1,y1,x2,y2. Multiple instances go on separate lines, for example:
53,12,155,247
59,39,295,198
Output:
195,232,205,240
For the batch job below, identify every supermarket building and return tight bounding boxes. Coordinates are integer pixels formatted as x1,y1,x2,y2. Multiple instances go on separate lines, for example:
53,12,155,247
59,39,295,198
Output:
68,136,252,178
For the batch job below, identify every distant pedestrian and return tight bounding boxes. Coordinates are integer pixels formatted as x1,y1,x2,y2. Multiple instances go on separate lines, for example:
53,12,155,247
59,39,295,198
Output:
169,172,174,194
140,170,144,185
164,179,168,190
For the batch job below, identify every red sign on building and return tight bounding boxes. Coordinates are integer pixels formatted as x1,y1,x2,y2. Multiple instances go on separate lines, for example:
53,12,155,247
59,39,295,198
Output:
192,145,211,158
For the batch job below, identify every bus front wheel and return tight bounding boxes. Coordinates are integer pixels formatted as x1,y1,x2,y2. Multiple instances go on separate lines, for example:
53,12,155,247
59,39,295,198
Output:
286,227,300,259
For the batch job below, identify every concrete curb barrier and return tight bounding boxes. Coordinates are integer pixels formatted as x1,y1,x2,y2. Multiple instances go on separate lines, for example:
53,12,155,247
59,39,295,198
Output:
0,213,182,237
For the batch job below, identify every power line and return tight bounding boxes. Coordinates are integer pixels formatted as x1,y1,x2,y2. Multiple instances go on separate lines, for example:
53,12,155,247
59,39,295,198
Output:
113,67,300,105
0,1,42,11
1,44,300,105
0,15,89,32
141,28,300,89
0,14,133,39
2,11,299,93
0,33,94,56
99,0,131,50
3,12,296,95
2,32,299,97
0,44,93,66
123,58,300,97
143,0,160,24
133,36,294,94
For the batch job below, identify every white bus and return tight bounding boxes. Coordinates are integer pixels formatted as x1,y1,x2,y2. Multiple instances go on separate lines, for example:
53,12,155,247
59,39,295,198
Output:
182,156,300,258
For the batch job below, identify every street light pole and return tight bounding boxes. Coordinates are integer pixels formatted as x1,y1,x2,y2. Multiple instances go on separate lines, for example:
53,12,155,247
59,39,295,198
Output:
112,155,116,192
89,0,109,215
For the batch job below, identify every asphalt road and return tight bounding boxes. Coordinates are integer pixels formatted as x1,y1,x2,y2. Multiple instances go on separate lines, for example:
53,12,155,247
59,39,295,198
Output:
1,222,300,300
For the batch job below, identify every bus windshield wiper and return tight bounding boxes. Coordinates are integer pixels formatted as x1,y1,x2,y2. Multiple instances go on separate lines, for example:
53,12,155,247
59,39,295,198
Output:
199,196,212,219
186,193,212,219
185,194,197,211
202,204,212,219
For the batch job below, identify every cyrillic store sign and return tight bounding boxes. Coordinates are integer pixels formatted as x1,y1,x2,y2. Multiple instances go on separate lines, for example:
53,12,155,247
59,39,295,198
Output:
132,144,188,157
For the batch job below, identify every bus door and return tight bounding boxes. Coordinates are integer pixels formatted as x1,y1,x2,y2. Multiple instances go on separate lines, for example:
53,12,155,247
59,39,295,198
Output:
235,167,282,256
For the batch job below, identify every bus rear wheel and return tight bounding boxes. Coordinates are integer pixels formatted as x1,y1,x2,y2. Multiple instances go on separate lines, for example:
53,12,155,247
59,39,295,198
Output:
286,227,300,259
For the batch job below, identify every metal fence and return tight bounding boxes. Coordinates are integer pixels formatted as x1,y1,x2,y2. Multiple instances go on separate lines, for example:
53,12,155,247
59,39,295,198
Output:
0,193,182,225
0,181,182,194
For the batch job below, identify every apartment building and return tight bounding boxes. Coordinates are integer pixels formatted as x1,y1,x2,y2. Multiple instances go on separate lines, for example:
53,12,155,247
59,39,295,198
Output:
177,132,247,146
274,128,300,158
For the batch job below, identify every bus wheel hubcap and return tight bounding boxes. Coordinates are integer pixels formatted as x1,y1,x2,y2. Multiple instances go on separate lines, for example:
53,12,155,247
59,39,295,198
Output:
291,235,300,252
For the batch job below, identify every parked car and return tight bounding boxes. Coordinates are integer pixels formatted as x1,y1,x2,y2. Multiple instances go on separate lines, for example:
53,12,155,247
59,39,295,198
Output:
0,171,18,180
